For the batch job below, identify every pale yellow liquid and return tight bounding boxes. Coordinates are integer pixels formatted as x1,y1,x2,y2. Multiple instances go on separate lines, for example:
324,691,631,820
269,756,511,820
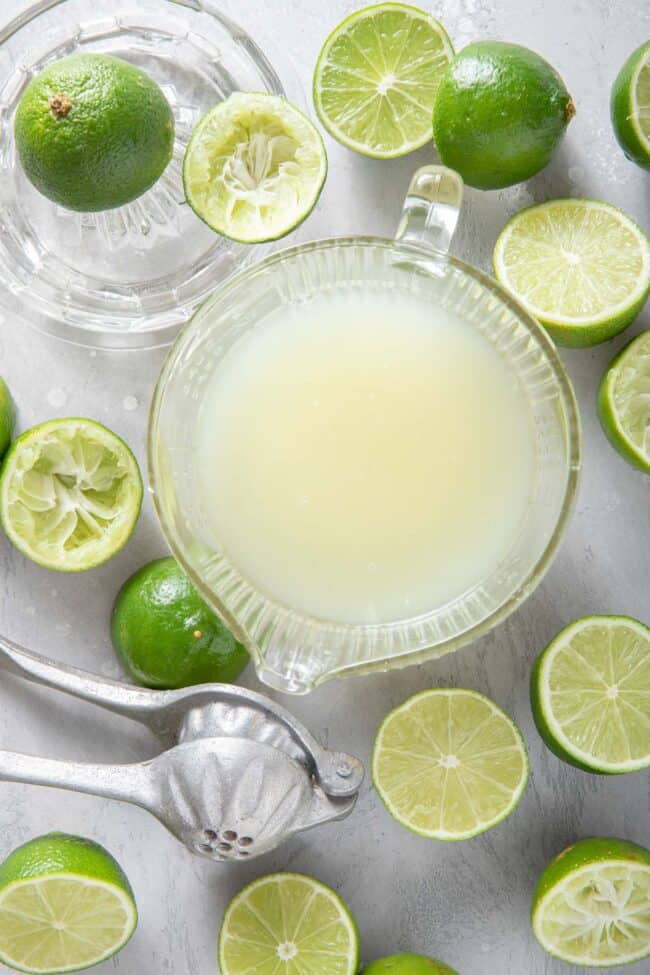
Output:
197,291,535,624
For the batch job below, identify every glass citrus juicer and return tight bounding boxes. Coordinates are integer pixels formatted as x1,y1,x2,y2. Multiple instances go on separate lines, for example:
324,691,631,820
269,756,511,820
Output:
149,166,582,695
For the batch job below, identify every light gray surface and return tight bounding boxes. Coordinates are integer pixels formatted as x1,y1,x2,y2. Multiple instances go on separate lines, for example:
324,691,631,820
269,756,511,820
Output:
0,1,648,973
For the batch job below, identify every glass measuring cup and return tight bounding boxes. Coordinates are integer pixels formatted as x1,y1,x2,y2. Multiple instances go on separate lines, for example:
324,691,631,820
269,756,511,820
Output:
149,167,581,694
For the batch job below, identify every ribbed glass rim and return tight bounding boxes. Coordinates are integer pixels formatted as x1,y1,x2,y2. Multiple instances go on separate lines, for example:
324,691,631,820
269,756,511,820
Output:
148,235,582,691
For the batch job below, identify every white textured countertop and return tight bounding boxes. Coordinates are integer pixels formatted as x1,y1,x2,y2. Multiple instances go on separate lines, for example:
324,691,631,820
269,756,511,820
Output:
0,1,648,973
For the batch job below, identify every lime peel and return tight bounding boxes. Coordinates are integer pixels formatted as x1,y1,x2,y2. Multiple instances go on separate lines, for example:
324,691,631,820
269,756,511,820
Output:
183,93,327,243
611,41,650,170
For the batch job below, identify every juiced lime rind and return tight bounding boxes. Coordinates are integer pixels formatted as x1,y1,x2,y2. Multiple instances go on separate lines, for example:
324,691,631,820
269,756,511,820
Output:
493,199,650,347
433,41,573,189
371,688,529,841
313,3,454,159
0,833,137,975
218,872,360,975
531,615,650,774
598,329,650,473
0,417,142,571
15,53,174,212
0,377,16,460
183,92,327,243
611,41,650,171
531,837,650,967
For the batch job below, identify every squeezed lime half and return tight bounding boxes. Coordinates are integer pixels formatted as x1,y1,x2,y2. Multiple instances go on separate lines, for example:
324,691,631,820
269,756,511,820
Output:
0,417,142,571
183,93,327,243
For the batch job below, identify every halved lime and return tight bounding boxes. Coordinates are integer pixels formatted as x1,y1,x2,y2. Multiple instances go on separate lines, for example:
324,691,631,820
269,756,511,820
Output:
598,329,650,473
531,615,650,774
532,837,650,967
0,376,16,460
611,41,650,170
494,199,650,347
0,832,137,974
183,93,327,243
218,872,359,975
0,418,142,571
372,689,529,840
313,3,453,158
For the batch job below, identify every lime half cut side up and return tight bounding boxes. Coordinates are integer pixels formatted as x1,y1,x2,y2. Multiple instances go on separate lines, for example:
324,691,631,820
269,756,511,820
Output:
218,872,359,975
532,837,650,967
313,3,454,158
494,199,650,347
183,93,327,243
611,41,650,170
372,689,529,840
531,615,650,773
0,833,137,975
598,329,650,473
0,418,142,571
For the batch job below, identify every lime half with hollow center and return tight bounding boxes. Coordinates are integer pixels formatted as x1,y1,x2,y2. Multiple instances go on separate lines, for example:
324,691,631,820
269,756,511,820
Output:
183,93,327,243
0,417,142,571
598,329,650,472
494,199,650,347
372,689,529,840
532,837,650,967
531,615,650,774
0,832,137,975
313,3,453,158
611,41,650,170
218,872,359,975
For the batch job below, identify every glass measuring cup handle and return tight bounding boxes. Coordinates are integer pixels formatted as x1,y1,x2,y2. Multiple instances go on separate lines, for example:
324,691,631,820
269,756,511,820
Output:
394,166,464,255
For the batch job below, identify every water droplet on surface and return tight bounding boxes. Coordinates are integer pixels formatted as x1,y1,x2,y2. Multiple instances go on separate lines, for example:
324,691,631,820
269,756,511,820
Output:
47,387,66,408
568,165,584,183
123,395,139,412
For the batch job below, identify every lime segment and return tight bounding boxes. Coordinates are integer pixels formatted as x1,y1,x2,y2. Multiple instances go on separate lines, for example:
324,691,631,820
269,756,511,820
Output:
183,93,327,243
531,615,650,773
0,418,142,571
313,3,453,158
372,689,528,840
598,329,650,472
611,41,650,170
532,837,650,967
0,833,137,975
494,199,650,346
218,873,359,975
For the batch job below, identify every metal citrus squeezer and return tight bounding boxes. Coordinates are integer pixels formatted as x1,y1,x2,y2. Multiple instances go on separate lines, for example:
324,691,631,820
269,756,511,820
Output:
0,636,364,862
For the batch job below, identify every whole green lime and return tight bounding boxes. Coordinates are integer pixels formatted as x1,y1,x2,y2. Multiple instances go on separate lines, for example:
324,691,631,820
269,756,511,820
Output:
111,556,249,689
0,377,15,460
15,53,175,211
433,41,575,189
363,955,458,974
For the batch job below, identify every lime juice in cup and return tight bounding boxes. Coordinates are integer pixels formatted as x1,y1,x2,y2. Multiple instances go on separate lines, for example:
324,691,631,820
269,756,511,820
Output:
150,166,580,692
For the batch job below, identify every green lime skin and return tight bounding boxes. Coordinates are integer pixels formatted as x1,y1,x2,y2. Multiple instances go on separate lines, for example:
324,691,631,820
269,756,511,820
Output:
433,41,575,189
15,53,175,211
363,954,458,974
598,331,650,472
611,42,650,170
0,377,16,460
111,556,249,689
532,837,650,909
0,832,135,903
